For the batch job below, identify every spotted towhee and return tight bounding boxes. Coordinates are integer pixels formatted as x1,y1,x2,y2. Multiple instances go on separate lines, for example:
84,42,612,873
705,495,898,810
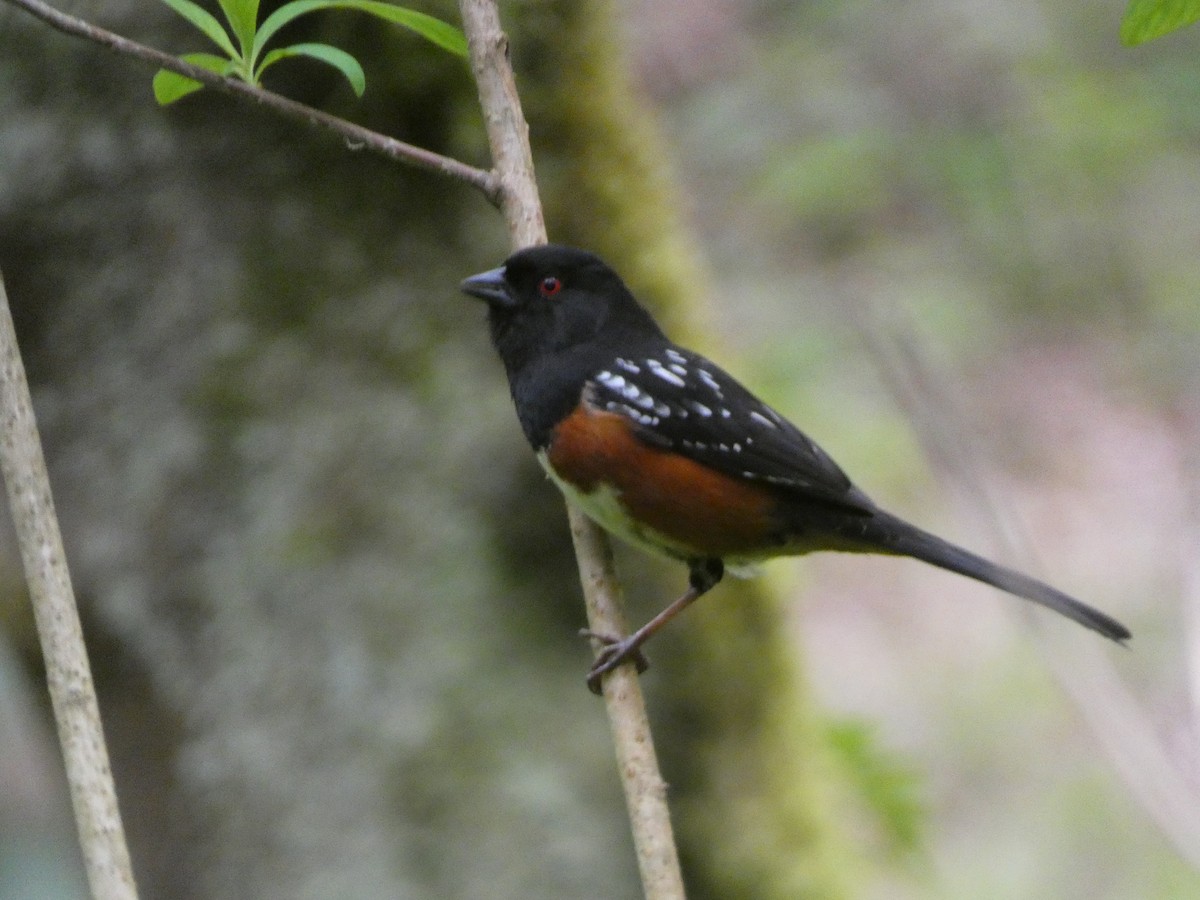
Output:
462,245,1130,693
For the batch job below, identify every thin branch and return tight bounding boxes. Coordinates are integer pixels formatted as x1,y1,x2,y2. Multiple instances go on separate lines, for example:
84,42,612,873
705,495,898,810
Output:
0,272,139,900
3,0,500,204
457,1,686,897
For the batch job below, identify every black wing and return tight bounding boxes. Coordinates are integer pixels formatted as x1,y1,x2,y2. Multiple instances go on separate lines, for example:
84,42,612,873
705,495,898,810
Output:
584,344,875,515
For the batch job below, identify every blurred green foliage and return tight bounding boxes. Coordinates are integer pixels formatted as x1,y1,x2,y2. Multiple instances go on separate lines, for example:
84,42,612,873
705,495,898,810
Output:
827,719,926,858
1122,0,1200,45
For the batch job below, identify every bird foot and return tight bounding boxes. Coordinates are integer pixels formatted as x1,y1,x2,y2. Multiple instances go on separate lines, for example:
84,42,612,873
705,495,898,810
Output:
580,629,650,695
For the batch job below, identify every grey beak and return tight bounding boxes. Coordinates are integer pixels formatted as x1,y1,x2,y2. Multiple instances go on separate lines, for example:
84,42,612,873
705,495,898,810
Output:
460,266,515,307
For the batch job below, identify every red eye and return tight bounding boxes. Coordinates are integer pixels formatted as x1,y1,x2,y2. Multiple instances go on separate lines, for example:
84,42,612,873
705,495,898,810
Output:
538,276,563,298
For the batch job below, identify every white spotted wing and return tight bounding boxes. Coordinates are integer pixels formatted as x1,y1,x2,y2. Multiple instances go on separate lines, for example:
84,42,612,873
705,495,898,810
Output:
584,346,874,514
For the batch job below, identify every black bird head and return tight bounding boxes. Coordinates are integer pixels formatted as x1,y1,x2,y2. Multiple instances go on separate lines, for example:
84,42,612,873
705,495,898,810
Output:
460,245,665,381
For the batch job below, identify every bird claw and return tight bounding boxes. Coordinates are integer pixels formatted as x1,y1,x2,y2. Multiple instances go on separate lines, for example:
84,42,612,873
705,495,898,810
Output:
579,629,650,695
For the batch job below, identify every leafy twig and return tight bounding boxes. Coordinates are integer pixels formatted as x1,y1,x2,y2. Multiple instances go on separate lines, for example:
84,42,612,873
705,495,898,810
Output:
3,0,499,203
152,0,467,104
0,272,139,900
457,1,686,896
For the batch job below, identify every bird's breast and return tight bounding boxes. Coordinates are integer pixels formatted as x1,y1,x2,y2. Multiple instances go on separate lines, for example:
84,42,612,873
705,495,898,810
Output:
540,403,784,563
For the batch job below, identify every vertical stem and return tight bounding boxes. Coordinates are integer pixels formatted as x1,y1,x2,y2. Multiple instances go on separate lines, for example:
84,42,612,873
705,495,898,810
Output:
566,509,687,896
458,0,545,248
0,272,138,900
457,2,686,896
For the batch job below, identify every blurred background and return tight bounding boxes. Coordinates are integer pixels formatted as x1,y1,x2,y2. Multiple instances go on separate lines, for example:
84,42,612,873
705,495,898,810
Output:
2,0,1199,897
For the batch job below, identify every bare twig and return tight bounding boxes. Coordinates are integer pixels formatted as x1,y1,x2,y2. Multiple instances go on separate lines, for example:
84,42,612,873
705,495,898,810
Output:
457,1,686,896
0,272,138,900
2,0,500,204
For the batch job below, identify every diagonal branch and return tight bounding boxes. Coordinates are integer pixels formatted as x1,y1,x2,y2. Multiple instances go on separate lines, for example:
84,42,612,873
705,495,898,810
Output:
457,2,686,897
3,0,500,204
0,272,139,899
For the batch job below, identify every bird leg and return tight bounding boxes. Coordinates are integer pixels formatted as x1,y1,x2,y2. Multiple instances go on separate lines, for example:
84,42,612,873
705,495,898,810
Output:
582,558,724,694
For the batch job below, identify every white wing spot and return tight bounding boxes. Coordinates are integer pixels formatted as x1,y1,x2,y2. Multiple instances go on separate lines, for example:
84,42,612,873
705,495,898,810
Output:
668,363,688,377
750,410,779,429
720,408,731,418
647,359,686,388
760,474,800,486
620,382,644,403
687,400,713,418
697,369,725,398
665,348,687,364
616,358,641,374
609,400,659,427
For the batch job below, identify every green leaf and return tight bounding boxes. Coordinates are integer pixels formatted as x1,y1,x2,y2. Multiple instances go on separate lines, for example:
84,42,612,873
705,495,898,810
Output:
1121,0,1200,44
153,52,237,105
346,1,467,57
217,0,261,57
257,42,366,95
253,0,466,61
158,0,240,60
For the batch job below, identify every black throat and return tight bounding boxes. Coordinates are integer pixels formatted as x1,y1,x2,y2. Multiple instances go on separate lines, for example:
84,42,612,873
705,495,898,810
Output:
489,308,666,450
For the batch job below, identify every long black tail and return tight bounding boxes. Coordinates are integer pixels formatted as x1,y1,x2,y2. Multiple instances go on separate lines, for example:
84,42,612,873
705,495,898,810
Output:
854,509,1131,643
